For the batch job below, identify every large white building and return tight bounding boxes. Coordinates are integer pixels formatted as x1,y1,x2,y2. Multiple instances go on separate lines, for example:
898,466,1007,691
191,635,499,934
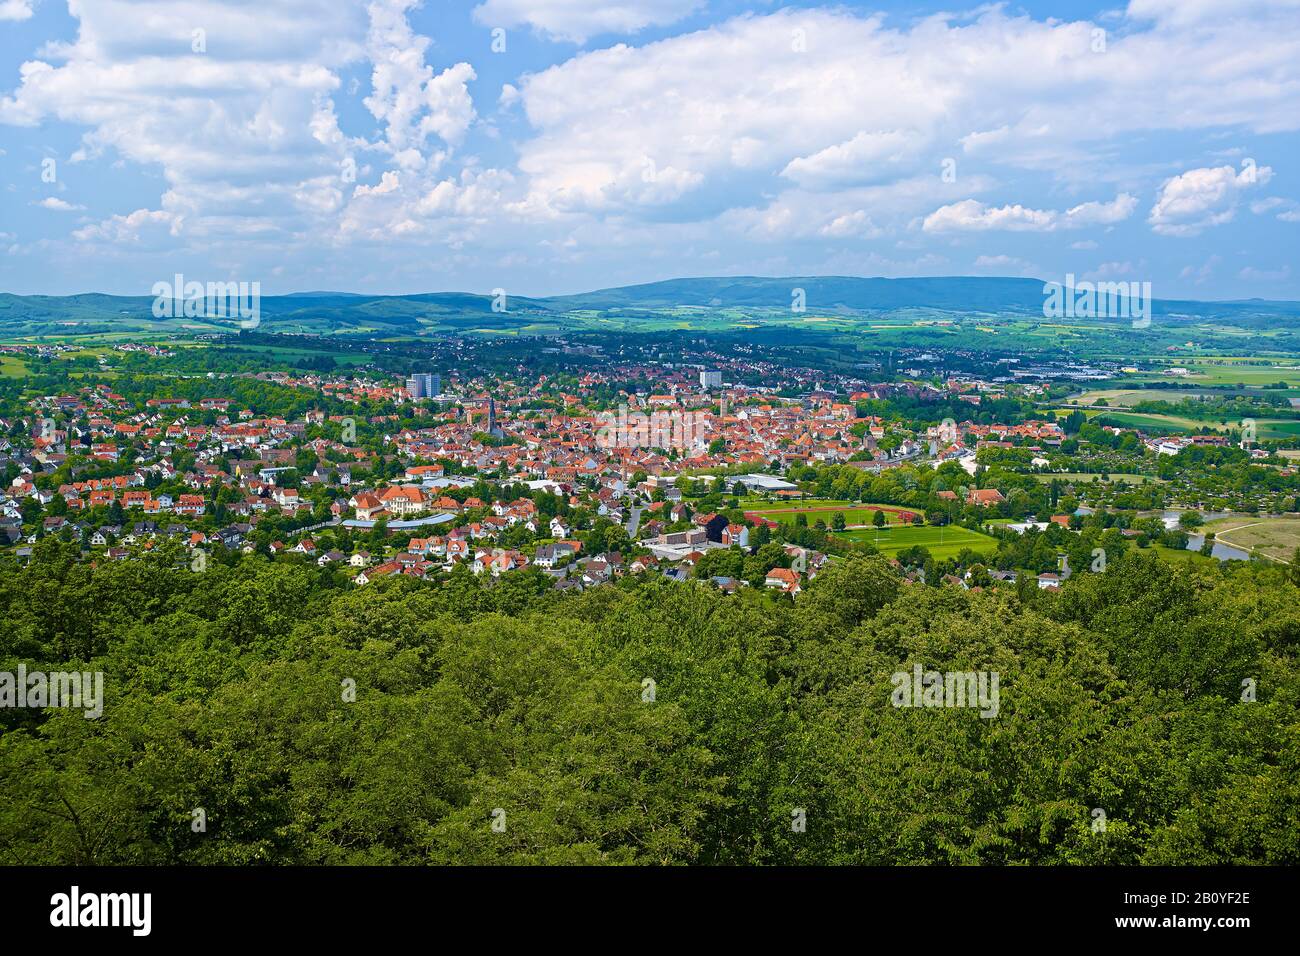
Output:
405,373,440,399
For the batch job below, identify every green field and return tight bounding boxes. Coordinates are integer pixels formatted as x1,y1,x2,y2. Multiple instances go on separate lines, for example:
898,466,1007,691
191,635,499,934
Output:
1067,384,1300,407
834,524,997,561
1074,409,1300,439
0,355,28,378
1150,544,1220,566
1172,362,1300,387
739,497,850,510
1201,516,1300,563
745,499,918,528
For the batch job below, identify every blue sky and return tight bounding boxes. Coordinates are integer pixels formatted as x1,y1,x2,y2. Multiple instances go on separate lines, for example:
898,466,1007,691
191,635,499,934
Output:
1,0,1298,299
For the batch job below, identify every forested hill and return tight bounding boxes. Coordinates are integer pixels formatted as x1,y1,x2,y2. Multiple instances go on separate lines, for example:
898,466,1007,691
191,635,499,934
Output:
2,277,1296,337
2,543,1296,865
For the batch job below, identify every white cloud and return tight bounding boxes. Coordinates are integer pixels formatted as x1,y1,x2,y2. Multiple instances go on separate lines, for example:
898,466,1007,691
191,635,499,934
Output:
72,208,179,243
818,210,880,239
1065,193,1139,225
922,194,1136,233
472,0,702,44
923,199,1055,233
511,3,1300,225
1149,163,1273,236
3,1,1300,292
1083,261,1142,280
0,0,479,262
1127,0,1300,28
781,130,921,189
364,1,476,152
1238,264,1292,281
354,170,401,197
0,0,33,23
34,197,85,212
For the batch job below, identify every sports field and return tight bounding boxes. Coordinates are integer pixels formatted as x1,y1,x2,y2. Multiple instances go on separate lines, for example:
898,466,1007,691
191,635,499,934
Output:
834,524,998,561
745,499,920,527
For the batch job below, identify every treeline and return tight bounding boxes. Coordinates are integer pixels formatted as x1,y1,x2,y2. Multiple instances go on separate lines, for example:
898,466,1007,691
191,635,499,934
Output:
1,542,1296,864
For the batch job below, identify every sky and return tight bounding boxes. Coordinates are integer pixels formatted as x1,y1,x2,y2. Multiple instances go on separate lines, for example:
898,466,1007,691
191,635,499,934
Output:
0,0,1298,300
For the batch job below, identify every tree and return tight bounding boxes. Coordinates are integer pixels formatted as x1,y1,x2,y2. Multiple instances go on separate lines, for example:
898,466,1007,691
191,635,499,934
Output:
2,524,1297,866
872,510,886,528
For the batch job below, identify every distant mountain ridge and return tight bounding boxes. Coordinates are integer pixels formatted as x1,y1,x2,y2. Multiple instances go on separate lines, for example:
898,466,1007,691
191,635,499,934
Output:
0,276,1296,335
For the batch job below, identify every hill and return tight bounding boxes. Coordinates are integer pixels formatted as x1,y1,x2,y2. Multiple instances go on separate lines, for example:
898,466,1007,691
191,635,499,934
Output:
0,277,1297,338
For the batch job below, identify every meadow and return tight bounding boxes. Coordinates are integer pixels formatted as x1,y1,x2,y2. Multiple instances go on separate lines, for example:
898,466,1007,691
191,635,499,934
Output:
1201,516,1300,563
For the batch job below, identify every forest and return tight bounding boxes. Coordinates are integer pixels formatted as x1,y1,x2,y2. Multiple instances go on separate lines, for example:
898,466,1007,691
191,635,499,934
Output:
1,541,1296,865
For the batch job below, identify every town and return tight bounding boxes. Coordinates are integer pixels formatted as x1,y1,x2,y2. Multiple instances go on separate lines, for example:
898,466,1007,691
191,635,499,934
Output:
5,334,1298,598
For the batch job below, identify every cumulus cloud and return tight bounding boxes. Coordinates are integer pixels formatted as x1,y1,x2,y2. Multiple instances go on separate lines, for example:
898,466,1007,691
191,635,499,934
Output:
472,0,702,43
34,197,85,212
922,194,1137,233
364,0,477,152
0,0,33,23
0,0,480,267
781,130,922,189
354,170,401,197
3,1,1300,292
72,208,179,243
1149,163,1273,236
510,3,1300,227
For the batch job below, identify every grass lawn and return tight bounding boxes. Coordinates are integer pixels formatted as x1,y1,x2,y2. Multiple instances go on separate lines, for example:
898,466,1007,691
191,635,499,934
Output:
834,524,998,561
1200,516,1300,562
1150,544,1220,566
739,497,852,511
0,355,28,378
745,499,920,528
